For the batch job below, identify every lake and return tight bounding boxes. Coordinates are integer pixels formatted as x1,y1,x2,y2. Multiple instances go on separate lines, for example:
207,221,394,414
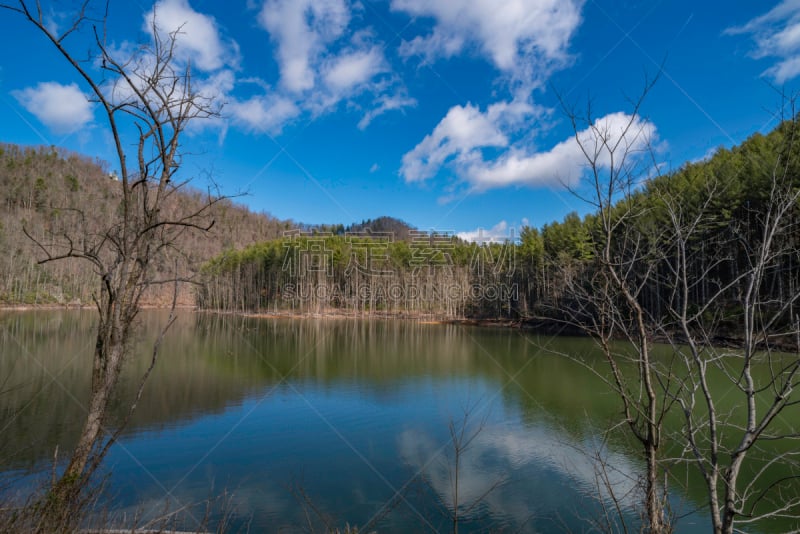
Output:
1,310,716,532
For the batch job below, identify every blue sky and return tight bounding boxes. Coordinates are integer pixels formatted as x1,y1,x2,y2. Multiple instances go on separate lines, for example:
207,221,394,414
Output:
0,0,797,241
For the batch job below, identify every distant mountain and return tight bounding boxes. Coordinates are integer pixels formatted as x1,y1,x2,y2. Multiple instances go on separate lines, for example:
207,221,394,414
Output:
345,216,415,241
296,216,417,241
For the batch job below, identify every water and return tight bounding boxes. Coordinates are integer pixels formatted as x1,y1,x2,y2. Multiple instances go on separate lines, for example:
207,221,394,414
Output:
1,310,714,532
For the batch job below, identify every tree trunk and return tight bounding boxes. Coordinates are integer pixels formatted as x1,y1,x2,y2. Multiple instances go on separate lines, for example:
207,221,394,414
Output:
61,334,125,483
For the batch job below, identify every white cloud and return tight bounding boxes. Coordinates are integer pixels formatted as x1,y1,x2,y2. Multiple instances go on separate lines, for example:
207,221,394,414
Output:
186,69,236,136
227,94,301,134
726,0,800,83
401,104,508,182
258,0,350,92
357,90,417,130
254,0,411,131
768,56,800,83
12,82,94,135
145,0,238,72
466,112,657,190
196,69,236,102
395,0,591,194
393,0,583,81
400,100,539,183
305,45,393,115
323,47,386,91
399,29,464,63
403,110,656,192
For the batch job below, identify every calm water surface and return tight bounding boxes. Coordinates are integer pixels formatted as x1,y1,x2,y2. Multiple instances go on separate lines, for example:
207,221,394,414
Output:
1,310,714,532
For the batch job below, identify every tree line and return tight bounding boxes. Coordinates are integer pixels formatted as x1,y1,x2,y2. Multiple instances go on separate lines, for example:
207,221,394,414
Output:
197,229,518,318
199,116,800,349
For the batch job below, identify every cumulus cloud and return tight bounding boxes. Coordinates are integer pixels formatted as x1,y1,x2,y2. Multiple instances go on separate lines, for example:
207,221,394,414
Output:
12,82,94,135
392,0,583,81
402,110,656,191
258,0,350,92
726,0,800,83
322,47,386,91
400,100,540,183
466,112,656,190
254,0,411,130
395,0,593,193
195,69,236,102
227,94,301,134
141,0,401,136
145,0,239,72
105,0,410,137
401,102,531,182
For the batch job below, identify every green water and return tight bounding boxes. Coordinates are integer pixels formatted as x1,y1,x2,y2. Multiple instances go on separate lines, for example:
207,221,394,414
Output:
1,309,777,532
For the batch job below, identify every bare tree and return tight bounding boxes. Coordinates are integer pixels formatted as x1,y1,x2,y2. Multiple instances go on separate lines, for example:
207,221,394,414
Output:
550,77,675,533
653,100,800,534
0,0,225,525
554,83,800,534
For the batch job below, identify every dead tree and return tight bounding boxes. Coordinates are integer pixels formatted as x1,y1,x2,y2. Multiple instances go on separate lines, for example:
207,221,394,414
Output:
654,103,800,534
0,0,225,524
554,84,800,533
552,78,674,533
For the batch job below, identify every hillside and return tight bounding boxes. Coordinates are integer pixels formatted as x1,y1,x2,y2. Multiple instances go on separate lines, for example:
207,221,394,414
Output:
0,144,425,307
0,143,293,305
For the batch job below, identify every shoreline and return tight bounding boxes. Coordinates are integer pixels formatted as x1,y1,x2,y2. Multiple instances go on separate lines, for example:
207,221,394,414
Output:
196,308,587,333
3,305,797,352
0,303,197,311
186,308,800,352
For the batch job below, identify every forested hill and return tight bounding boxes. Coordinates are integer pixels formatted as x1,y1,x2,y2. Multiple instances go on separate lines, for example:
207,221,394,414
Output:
298,216,416,240
0,143,294,305
200,119,800,341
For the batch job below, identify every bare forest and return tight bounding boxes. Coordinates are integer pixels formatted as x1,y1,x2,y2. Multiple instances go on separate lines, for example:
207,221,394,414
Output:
0,143,292,307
